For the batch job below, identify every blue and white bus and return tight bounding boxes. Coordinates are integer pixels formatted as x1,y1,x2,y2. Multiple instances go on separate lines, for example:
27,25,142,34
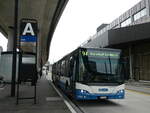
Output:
52,47,125,100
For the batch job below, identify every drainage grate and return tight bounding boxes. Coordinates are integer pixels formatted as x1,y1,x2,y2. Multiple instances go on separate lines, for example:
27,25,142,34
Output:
46,97,62,101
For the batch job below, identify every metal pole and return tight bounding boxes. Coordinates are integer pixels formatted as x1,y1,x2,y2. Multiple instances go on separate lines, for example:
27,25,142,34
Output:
11,0,19,97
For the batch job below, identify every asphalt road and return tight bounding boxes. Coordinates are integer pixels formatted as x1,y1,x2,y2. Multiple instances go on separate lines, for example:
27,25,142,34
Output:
74,90,150,113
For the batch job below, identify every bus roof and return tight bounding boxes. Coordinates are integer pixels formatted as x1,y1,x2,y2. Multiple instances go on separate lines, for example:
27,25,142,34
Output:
53,47,121,64
79,47,121,52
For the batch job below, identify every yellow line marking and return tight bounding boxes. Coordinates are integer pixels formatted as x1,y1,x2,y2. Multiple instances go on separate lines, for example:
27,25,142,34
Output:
144,87,150,90
126,89,150,96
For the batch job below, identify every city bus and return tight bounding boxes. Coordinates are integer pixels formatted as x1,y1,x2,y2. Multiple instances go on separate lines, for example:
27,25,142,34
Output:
52,47,125,100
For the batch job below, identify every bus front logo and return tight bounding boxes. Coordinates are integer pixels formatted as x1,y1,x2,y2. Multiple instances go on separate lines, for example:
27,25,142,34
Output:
99,88,108,92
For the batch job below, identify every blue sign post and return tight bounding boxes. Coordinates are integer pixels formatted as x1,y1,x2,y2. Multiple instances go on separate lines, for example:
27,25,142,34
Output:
17,19,38,104
19,19,38,43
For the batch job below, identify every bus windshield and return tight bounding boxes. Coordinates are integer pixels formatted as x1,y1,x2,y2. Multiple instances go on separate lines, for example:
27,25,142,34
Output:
79,48,124,84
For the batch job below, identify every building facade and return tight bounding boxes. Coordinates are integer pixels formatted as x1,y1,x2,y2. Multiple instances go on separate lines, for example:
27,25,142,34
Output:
83,0,150,81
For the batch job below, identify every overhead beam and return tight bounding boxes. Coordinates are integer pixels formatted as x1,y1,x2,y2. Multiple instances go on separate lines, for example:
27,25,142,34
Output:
46,0,69,61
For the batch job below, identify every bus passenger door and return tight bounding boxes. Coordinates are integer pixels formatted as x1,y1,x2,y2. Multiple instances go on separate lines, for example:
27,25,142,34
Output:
72,60,76,91
69,57,76,96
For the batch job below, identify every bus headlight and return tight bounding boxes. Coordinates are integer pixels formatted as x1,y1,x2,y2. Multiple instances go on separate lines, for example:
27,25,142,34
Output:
117,89,125,94
80,89,89,94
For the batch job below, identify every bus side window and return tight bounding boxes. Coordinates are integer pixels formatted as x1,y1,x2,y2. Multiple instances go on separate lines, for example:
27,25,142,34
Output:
61,60,65,76
66,59,69,77
69,57,74,76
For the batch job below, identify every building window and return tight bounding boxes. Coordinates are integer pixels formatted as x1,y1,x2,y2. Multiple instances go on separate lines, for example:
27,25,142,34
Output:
133,8,147,21
121,17,132,27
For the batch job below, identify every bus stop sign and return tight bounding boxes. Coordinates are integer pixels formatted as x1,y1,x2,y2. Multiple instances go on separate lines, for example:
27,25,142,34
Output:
20,19,38,42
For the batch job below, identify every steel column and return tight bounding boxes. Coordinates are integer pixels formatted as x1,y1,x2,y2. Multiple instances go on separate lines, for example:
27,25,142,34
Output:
11,0,18,97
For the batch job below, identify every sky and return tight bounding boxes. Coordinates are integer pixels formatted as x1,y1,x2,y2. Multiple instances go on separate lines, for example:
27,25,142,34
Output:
49,0,141,63
0,0,141,62
0,33,7,51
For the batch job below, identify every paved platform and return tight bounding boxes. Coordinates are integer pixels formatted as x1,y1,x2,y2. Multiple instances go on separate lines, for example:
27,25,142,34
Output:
125,81,150,94
0,76,71,113
0,73,150,113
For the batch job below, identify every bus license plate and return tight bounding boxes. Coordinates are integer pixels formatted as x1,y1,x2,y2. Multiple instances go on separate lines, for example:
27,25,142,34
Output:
99,96,107,99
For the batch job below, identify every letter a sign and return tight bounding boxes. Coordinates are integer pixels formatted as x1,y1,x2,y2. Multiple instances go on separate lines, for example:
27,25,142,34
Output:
20,19,38,42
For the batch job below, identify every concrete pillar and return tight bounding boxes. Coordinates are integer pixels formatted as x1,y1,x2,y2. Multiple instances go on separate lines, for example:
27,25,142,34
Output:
146,0,150,17
129,46,133,80
0,46,3,58
7,28,14,51
0,46,3,52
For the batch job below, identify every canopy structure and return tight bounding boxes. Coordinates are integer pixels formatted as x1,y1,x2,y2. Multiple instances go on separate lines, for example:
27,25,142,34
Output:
0,0,68,65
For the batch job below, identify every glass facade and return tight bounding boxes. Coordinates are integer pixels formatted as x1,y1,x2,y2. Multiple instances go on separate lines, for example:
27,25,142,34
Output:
133,8,147,21
121,18,132,27
83,1,148,46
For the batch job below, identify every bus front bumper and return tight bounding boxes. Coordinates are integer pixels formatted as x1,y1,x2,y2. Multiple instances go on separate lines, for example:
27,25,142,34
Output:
75,89,125,100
